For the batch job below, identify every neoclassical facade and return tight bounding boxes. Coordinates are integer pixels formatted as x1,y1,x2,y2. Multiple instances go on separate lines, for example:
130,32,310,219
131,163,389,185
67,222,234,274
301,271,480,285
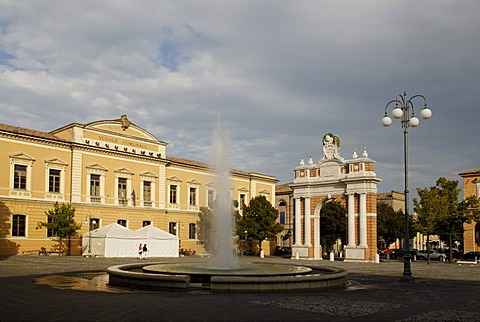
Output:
0,115,277,255
460,168,480,253
289,134,380,262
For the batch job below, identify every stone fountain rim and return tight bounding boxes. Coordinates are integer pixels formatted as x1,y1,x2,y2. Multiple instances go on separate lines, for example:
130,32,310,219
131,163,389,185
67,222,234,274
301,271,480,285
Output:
107,261,349,292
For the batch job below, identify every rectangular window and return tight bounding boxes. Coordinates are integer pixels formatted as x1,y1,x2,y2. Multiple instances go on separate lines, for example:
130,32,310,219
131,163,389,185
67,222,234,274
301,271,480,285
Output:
142,220,151,227
169,222,177,235
118,178,127,205
189,187,197,206
49,169,61,193
169,185,177,204
47,216,55,237
117,219,127,227
279,211,286,224
12,214,26,237
208,190,215,208
240,194,246,210
189,223,196,239
90,174,101,203
13,165,27,190
143,181,152,207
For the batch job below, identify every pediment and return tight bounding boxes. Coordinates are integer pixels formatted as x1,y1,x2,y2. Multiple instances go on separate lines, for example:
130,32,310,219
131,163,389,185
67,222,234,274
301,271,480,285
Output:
140,171,158,178
115,167,134,175
86,163,108,171
9,153,35,161
87,115,162,143
188,179,201,185
45,158,68,166
167,176,182,183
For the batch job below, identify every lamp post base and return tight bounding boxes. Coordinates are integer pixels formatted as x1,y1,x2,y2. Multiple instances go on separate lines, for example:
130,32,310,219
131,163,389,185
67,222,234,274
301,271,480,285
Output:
399,253,415,283
399,274,415,283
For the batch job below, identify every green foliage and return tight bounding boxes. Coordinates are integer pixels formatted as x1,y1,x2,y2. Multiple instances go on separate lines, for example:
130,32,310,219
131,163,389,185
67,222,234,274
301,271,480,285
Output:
413,177,480,261
197,201,241,253
36,202,82,254
377,202,404,247
236,195,282,251
197,206,213,252
435,178,480,252
413,186,442,242
320,199,346,252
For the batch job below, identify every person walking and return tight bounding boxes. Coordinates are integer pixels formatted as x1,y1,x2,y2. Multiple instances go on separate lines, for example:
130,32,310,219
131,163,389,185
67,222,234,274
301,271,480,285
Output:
137,243,143,259
142,244,148,259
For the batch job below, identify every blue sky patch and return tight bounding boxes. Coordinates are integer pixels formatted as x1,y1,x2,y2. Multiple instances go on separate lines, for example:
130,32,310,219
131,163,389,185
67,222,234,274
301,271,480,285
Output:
159,40,180,72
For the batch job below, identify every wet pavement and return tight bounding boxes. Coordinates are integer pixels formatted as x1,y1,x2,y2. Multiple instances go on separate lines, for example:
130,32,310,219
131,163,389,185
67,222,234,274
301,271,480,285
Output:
1,255,480,321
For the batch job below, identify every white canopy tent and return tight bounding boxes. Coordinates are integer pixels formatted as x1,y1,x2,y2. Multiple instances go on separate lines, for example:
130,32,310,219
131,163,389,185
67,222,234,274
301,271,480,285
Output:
82,223,141,257
82,223,179,258
134,225,179,258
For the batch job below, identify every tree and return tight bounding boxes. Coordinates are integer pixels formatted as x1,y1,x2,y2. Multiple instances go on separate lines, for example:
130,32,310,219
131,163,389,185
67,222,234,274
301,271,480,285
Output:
36,202,82,255
197,206,214,252
320,199,346,253
413,186,443,263
377,201,404,248
414,177,480,263
197,201,241,254
236,195,283,253
434,177,480,261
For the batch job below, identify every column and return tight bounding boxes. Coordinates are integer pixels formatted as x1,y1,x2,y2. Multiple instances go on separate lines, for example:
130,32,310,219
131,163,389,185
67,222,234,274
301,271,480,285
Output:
313,212,321,259
347,193,355,246
304,197,311,246
359,193,367,247
294,198,302,246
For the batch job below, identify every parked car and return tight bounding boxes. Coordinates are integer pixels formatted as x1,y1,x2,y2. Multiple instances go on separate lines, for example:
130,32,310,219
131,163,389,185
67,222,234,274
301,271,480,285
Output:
275,246,292,256
377,248,396,258
461,251,480,261
439,248,462,261
415,250,446,261
394,249,417,258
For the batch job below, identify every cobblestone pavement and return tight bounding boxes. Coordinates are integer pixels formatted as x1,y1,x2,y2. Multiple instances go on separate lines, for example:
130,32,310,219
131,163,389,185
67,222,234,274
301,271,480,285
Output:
1,255,480,321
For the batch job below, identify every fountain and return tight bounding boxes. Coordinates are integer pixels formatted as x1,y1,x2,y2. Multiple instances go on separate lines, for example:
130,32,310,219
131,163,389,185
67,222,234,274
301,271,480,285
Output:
107,119,348,291
209,118,238,269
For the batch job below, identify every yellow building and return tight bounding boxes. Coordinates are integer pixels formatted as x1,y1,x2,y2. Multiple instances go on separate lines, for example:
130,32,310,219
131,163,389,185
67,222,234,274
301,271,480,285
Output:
460,168,480,253
0,115,277,256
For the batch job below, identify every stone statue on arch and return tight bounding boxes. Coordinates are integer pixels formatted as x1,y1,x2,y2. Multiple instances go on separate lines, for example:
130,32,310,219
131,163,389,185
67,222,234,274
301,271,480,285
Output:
322,133,342,160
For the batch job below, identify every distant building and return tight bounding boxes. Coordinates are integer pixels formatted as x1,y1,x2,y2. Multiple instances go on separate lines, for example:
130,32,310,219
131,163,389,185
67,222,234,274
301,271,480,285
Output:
460,168,480,253
377,191,405,212
0,115,277,255
274,183,293,248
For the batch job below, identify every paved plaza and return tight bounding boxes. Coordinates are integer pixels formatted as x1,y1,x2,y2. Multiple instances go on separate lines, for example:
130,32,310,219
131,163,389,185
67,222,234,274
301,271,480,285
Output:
1,255,480,321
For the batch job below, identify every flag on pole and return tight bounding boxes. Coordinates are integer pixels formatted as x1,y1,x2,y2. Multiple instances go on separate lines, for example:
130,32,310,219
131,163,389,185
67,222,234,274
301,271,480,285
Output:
131,190,136,206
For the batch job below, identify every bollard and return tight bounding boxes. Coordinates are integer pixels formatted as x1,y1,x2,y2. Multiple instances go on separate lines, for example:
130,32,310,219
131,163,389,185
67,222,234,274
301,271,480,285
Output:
260,249,264,258
329,251,334,261
375,253,380,263
295,250,300,260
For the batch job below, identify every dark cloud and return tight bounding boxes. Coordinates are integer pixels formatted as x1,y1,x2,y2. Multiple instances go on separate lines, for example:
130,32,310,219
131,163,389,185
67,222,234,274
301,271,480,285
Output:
0,0,478,202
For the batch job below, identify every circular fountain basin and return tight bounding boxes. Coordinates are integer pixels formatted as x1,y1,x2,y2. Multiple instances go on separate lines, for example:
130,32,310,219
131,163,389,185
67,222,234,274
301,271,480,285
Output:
107,261,348,292
142,263,312,284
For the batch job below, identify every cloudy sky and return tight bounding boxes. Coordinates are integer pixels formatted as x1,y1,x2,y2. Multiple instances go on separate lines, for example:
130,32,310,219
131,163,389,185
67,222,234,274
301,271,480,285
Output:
1,1,479,201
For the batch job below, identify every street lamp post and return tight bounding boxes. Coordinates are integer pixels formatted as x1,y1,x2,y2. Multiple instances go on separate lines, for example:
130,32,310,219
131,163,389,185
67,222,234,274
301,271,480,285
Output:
382,91,432,282
85,215,97,255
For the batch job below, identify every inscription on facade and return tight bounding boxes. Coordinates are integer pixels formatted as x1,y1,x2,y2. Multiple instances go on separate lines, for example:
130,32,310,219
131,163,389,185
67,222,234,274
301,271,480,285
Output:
97,135,147,149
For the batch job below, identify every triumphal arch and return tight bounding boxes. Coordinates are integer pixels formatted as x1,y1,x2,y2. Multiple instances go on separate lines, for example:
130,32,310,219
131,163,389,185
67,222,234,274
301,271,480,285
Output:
289,133,380,262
